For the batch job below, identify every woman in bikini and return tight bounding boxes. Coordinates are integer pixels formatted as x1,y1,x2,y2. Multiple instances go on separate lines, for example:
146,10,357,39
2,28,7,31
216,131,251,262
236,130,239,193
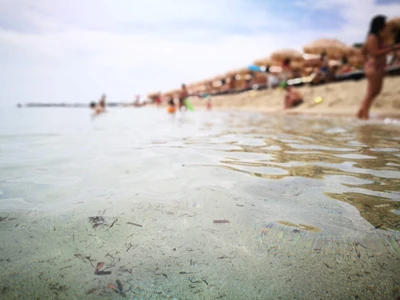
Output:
357,15,400,120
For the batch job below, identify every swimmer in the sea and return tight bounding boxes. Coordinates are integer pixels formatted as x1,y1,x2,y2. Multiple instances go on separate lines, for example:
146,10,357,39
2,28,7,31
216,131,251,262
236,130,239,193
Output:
90,101,104,115
167,97,176,114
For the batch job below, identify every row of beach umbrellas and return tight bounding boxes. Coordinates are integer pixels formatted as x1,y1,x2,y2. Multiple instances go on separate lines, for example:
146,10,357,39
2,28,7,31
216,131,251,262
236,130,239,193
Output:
149,17,400,99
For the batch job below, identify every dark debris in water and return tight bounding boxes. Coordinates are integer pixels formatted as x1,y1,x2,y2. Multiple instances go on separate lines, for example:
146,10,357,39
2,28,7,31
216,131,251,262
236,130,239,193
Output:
108,279,132,297
213,220,230,223
95,262,112,275
88,216,107,228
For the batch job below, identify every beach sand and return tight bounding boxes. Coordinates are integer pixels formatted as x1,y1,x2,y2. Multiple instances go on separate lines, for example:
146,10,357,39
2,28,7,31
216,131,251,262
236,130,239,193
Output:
189,76,400,118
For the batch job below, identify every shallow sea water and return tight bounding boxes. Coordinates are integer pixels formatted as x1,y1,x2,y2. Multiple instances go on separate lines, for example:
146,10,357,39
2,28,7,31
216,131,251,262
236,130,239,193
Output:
0,107,399,299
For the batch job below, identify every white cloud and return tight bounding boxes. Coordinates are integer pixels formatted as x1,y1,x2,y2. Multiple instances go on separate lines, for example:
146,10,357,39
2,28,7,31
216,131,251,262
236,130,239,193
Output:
0,0,399,104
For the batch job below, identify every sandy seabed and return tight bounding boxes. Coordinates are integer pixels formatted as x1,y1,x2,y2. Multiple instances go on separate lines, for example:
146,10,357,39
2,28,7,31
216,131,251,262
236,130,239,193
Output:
0,185,399,300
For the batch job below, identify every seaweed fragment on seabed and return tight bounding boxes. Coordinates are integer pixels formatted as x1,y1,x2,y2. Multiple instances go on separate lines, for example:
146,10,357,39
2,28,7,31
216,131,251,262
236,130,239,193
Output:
213,220,230,223
108,280,133,296
88,216,107,228
126,222,143,227
74,253,95,267
107,218,118,229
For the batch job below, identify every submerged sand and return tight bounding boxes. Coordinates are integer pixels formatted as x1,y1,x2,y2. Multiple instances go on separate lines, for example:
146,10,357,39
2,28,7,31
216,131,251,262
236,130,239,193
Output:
0,187,399,300
0,108,400,299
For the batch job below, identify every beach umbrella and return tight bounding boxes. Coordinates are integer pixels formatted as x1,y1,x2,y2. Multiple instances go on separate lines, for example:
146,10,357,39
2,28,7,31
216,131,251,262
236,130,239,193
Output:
210,75,226,88
382,17,400,43
147,92,158,99
235,67,253,80
289,61,304,70
193,79,212,92
224,69,241,79
303,38,350,58
303,58,321,68
328,59,341,67
270,49,303,62
346,47,364,68
253,57,273,67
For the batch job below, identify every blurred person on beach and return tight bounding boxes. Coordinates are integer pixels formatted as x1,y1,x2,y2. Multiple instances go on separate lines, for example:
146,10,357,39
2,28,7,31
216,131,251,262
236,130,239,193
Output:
357,15,400,119
337,56,352,75
280,58,292,81
167,97,176,114
389,28,400,65
265,67,279,89
206,97,212,110
246,72,255,89
99,94,106,110
133,95,141,107
282,82,303,109
229,75,237,92
179,83,188,111
313,51,331,84
90,101,104,115
155,92,162,108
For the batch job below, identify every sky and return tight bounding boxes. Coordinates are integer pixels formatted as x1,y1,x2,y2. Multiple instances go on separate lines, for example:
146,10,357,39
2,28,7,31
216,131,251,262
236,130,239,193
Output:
0,0,400,105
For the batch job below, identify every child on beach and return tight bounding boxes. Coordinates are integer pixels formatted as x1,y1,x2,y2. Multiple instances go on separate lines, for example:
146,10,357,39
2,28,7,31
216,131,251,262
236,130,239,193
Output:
206,98,212,110
155,92,162,108
282,82,303,109
357,15,400,119
167,97,176,114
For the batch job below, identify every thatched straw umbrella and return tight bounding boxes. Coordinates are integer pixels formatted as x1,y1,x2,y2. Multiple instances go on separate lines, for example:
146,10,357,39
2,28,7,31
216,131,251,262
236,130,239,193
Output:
223,68,242,90
163,88,180,99
270,49,303,62
200,79,214,93
224,68,240,78
303,38,349,58
147,92,158,99
347,47,364,69
382,17,400,44
210,75,225,88
253,57,273,67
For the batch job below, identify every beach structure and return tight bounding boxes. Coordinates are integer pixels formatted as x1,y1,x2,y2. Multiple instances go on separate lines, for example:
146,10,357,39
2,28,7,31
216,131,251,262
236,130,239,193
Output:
151,25,400,98
303,38,350,59
270,49,303,62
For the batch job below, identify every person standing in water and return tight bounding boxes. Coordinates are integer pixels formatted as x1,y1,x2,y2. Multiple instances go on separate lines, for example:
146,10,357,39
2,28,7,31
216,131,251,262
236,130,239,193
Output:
357,15,400,119
90,101,104,115
167,97,176,114
99,94,106,111
179,83,188,111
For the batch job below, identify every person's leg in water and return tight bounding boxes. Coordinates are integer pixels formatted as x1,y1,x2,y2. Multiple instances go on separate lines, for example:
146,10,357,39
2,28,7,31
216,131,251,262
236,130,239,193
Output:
357,66,384,119
179,98,187,112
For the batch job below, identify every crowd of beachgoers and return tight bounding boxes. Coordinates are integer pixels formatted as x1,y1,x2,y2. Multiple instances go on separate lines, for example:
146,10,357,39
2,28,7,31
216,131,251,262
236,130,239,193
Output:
86,15,400,120
141,15,400,120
